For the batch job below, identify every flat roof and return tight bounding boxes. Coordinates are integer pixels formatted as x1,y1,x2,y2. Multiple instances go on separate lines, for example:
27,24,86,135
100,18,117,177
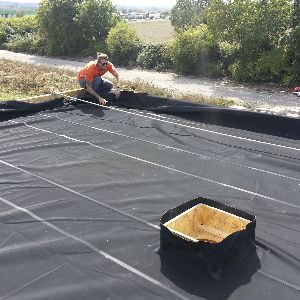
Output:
0,93,299,299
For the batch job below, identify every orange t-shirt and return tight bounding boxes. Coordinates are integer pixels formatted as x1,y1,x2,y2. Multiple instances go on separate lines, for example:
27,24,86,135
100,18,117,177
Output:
77,60,116,81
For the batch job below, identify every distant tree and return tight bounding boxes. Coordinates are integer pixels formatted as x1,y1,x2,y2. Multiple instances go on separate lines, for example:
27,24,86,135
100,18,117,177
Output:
170,24,221,76
206,0,292,53
106,22,142,66
160,11,170,18
16,10,26,17
289,1,300,83
76,0,119,48
206,0,294,83
37,0,119,56
170,0,208,31
36,0,84,55
294,0,300,27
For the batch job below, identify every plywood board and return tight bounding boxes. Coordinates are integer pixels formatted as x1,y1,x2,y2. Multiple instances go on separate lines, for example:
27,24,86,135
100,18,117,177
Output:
18,88,85,103
164,204,250,243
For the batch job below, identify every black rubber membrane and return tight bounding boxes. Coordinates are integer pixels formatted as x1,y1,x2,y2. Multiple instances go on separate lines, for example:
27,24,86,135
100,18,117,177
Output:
0,93,299,299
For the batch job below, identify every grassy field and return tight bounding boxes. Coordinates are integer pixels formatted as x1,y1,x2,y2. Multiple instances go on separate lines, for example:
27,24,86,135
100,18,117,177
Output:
130,20,175,44
0,59,78,100
0,59,235,107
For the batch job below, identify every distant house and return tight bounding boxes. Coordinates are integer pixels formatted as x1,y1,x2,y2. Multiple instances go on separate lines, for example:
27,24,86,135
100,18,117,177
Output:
149,13,161,20
0,10,17,18
120,10,164,22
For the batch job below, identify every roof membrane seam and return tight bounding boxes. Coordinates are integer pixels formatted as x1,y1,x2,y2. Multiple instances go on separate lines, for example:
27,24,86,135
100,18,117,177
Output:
37,112,300,183
62,96,300,152
0,155,159,230
0,195,188,300
7,120,300,211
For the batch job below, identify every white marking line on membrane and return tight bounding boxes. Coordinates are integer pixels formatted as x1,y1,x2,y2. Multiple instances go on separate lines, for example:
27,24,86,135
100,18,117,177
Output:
36,112,300,183
0,196,189,300
2,125,299,291
0,232,14,248
1,169,298,293
1,149,299,292
1,264,66,300
0,140,76,155
9,120,300,210
0,155,159,231
145,110,300,146
257,268,300,291
63,95,300,152
0,198,64,218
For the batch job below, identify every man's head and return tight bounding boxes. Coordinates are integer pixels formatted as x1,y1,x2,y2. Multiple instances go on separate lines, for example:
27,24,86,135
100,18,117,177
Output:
97,52,109,69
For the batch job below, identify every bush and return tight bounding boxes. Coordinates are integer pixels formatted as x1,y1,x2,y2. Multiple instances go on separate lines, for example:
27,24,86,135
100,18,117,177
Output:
0,22,13,48
137,43,174,71
80,40,108,57
203,61,224,77
170,24,221,76
0,16,37,48
254,48,290,83
229,60,255,82
106,22,143,67
278,25,300,86
229,47,291,83
218,41,240,73
290,25,300,84
4,32,46,55
281,72,295,87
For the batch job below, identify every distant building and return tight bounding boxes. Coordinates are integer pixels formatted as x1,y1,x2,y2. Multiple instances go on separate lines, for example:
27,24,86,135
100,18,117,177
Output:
149,13,161,20
0,10,17,18
119,10,166,22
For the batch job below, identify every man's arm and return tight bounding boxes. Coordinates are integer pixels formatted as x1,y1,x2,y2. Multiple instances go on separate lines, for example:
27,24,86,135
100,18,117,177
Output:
111,70,121,98
86,80,107,105
111,69,120,87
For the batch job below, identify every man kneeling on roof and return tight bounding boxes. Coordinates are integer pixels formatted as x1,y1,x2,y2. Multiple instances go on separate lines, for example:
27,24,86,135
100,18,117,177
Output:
77,52,121,105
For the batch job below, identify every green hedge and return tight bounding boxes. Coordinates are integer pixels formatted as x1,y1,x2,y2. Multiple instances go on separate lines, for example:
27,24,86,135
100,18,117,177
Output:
0,16,37,48
254,48,290,83
137,43,174,71
106,22,142,67
4,32,46,55
229,48,292,84
170,24,222,77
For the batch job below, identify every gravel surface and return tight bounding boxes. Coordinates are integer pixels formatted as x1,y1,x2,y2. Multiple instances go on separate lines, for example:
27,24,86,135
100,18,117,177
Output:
1,50,299,117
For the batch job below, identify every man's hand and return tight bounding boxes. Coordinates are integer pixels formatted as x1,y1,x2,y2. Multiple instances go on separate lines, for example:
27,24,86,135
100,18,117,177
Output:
98,96,107,106
85,82,107,105
114,86,121,99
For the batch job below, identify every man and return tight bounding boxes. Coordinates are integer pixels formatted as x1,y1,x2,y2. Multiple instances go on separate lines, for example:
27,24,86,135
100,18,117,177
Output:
77,53,120,105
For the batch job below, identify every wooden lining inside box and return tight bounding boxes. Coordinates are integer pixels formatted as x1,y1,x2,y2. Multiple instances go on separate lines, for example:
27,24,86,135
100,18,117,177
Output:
164,204,250,243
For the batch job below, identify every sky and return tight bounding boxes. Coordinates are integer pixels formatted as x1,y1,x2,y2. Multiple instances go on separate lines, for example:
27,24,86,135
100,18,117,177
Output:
112,0,176,7
3,0,177,8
